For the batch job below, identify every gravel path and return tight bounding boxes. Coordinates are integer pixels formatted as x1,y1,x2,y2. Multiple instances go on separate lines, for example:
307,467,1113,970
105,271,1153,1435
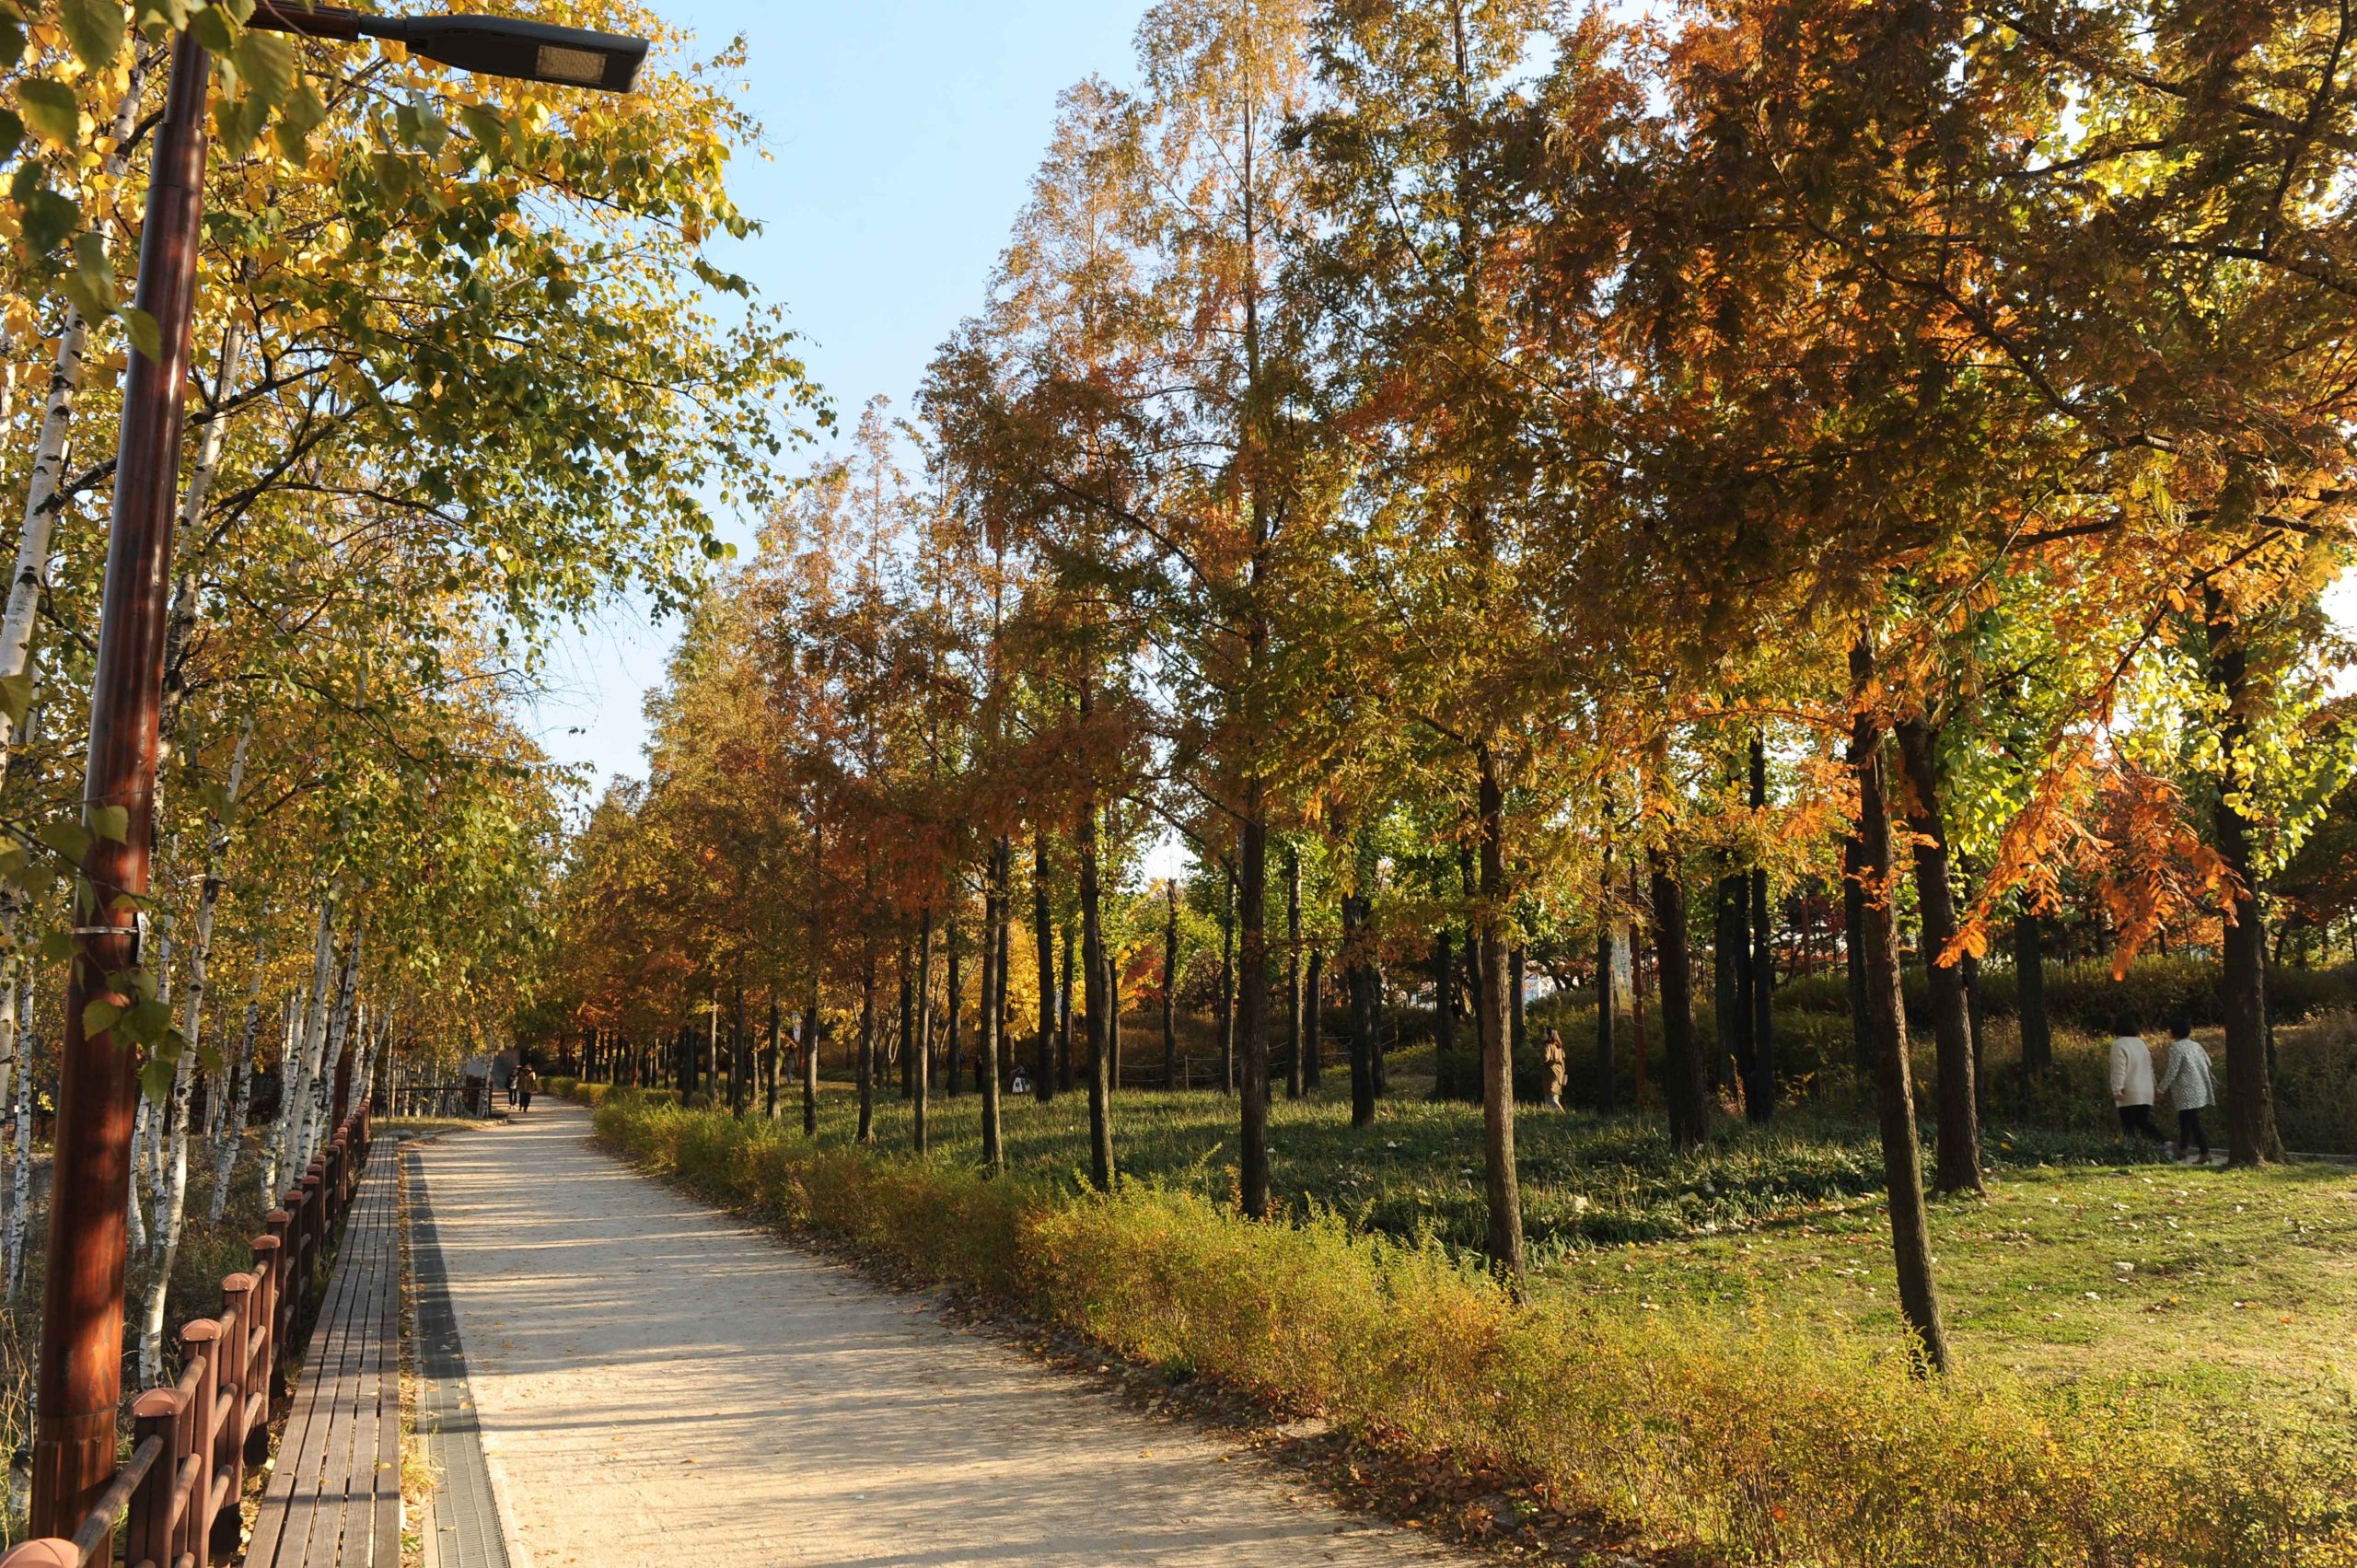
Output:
413,1104,1470,1567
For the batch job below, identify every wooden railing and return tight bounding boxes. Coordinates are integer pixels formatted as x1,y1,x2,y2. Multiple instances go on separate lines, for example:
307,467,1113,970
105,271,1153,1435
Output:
2,1106,373,1568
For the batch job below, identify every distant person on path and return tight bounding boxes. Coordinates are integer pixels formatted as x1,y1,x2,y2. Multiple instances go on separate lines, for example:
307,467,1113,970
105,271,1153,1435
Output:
1540,1028,1567,1110
2155,1013,2217,1165
517,1063,539,1113
2107,1011,2167,1148
494,1046,520,1109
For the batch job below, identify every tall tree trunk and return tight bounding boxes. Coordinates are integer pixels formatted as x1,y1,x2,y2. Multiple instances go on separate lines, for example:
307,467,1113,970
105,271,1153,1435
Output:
6,970,33,1299
1596,838,1616,1113
1058,924,1074,1093
2014,912,2051,1077
206,948,265,1226
732,978,748,1116
0,59,157,784
1897,717,1983,1195
800,993,820,1140
1843,833,1873,1076
1285,852,1304,1099
979,840,1007,1170
912,910,932,1152
1714,863,1744,1095
1853,641,1952,1375
1165,877,1181,1093
766,997,781,1121
1238,792,1271,1215
1216,868,1236,1095
943,903,961,1098
277,900,337,1192
855,945,877,1145
1475,745,1524,1283
139,723,250,1378
1341,891,1376,1129
897,942,914,1105
1302,949,1324,1090
1430,931,1456,1101
1508,947,1527,1058
2207,590,2286,1165
1103,949,1120,1093
1651,853,1710,1150
1034,830,1056,1102
994,884,1014,1090
1747,734,1776,1122
1079,800,1114,1191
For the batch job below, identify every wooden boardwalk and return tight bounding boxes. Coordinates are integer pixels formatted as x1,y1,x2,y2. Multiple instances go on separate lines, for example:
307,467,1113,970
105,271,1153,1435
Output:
246,1149,402,1568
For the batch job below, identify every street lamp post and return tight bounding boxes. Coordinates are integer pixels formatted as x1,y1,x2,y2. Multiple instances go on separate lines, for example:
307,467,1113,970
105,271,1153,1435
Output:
29,7,644,1543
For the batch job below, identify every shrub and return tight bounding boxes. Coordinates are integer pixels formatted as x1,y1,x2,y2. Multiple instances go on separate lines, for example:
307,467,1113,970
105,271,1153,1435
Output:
593,1098,2357,1568
2275,1012,2357,1156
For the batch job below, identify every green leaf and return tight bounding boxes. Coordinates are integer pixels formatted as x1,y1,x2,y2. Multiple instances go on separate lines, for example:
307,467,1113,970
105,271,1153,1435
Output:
0,108,23,167
21,188,76,253
17,78,80,148
188,1,235,52
139,1054,175,1105
59,270,110,324
88,804,129,843
37,932,73,964
134,0,203,37
57,0,124,73
0,671,31,728
82,998,122,1037
36,819,90,865
119,306,161,364
66,231,117,317
230,29,293,112
0,21,24,67
370,151,414,201
198,1043,225,1076
455,101,506,155
273,82,324,158
212,91,261,160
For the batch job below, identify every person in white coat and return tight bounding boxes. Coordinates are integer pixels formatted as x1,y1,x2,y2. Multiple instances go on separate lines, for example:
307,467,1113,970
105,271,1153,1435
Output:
2107,1011,2167,1147
2155,1012,2218,1164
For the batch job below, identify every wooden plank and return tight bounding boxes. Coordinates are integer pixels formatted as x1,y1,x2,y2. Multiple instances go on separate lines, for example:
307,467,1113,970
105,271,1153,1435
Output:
247,1150,406,1568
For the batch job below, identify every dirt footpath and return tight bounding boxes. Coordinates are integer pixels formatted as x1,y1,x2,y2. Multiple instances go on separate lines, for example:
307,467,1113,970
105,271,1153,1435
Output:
412,1105,1471,1567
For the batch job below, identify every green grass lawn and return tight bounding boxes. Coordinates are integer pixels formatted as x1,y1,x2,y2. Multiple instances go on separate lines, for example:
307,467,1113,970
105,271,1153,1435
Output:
751,1064,2357,1429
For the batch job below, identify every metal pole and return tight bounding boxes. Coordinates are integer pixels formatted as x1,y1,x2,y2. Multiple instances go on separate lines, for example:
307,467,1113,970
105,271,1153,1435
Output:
30,29,211,1542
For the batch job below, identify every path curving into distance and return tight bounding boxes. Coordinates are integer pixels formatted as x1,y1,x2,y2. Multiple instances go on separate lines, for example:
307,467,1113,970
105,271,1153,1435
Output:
411,1104,1470,1567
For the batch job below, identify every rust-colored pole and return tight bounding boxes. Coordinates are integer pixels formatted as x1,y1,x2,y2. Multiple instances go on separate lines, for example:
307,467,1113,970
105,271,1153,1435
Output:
30,29,212,1543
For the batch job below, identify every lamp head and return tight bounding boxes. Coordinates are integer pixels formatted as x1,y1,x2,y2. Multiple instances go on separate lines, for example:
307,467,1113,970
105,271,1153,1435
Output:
384,14,647,91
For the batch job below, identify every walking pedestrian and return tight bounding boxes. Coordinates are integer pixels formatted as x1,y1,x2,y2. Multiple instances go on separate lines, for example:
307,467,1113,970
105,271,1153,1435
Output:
2155,1013,2217,1164
516,1063,539,1114
1540,1027,1568,1110
2107,1011,2168,1149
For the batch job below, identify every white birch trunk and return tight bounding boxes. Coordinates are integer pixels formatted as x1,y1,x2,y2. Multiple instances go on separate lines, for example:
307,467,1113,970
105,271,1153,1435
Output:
278,902,336,1193
256,1002,296,1209
6,972,32,1299
309,923,360,1149
125,1098,147,1253
0,56,156,783
136,723,250,1379
142,917,175,1227
206,984,261,1226
208,939,267,1225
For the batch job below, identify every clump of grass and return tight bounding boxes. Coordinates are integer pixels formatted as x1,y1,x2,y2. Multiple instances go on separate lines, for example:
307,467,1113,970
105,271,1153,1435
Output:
594,1093,2357,1568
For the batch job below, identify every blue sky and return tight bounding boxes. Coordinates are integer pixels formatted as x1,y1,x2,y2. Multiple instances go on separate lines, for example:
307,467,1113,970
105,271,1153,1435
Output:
525,0,1153,799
